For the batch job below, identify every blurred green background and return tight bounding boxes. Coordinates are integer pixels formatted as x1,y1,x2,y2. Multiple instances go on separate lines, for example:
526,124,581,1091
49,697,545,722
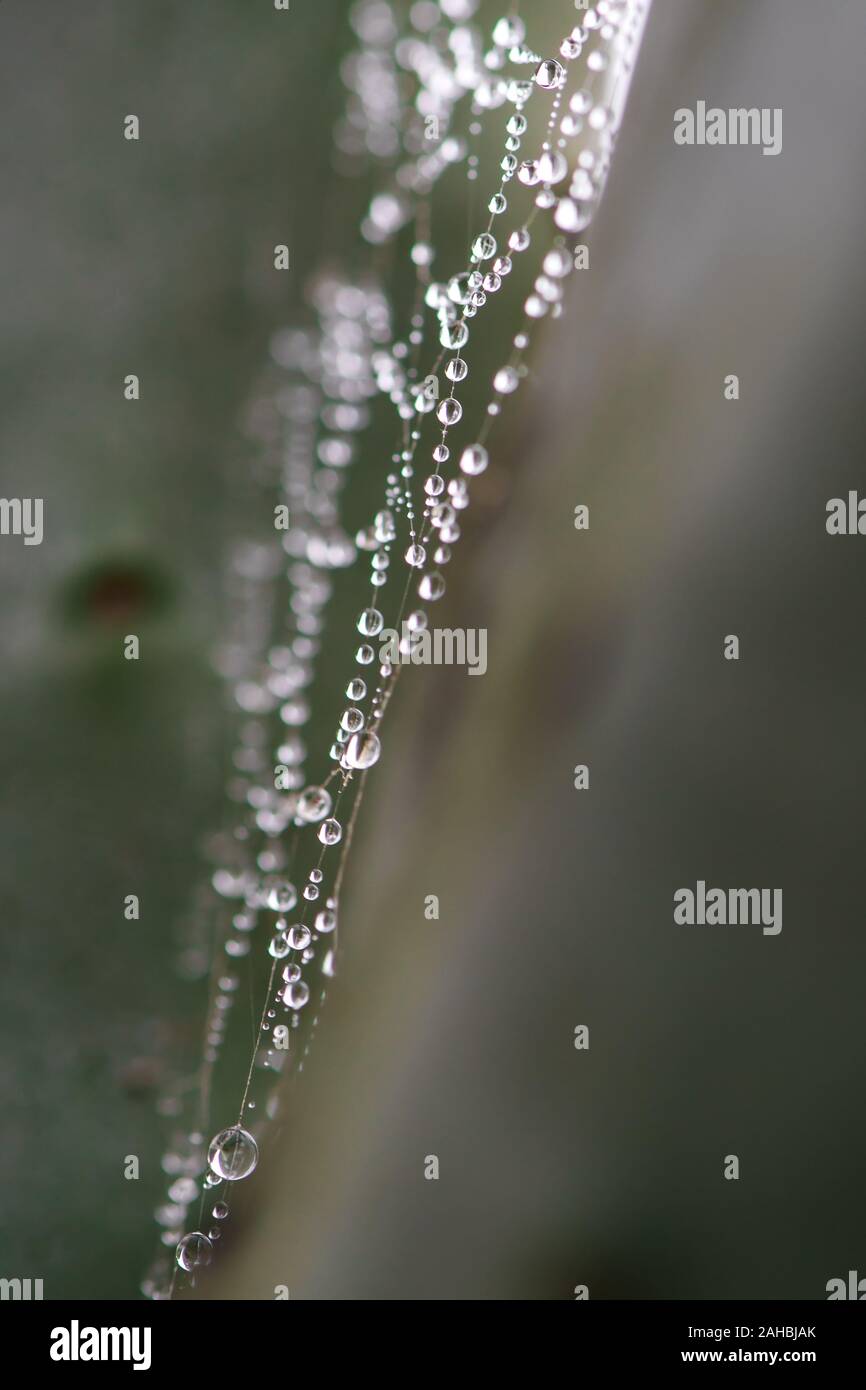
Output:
1,0,865,1300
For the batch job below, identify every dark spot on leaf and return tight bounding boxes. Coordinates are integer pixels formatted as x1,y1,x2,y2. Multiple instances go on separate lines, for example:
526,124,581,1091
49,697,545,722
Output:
61,557,174,627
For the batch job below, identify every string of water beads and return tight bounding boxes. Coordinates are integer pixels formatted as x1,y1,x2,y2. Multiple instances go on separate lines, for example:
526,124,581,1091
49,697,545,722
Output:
154,10,504,1290
146,0,652,1299
170,0,650,1289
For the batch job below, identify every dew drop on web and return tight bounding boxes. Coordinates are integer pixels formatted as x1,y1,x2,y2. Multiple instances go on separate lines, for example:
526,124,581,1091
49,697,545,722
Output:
296,785,332,823
207,1126,259,1182
175,1231,214,1271
345,729,381,769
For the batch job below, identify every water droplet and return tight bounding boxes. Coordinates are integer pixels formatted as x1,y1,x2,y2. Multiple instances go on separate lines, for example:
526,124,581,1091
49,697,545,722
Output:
357,607,384,636
176,1232,213,1272
472,232,496,261
543,247,572,278
440,321,469,350
297,786,332,823
287,924,312,950
460,444,489,476
212,1202,228,1220
345,729,381,769
436,398,463,426
266,881,297,914
492,16,525,46
517,160,540,186
554,197,592,233
318,818,343,846
537,150,568,185
315,908,337,934
207,1126,258,1182
284,979,310,1009
418,571,446,602
535,59,564,89
447,272,472,305
493,366,520,394
375,511,397,542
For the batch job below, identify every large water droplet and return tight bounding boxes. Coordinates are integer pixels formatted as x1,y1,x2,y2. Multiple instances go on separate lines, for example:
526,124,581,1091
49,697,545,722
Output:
266,881,297,914
418,572,446,602
472,232,496,261
318,818,343,846
537,150,568,185
493,366,520,394
297,786,332,823
207,1126,258,1182
345,729,381,769
460,444,489,476
357,607,384,637
492,16,525,47
535,59,564,89
374,510,396,543
284,980,310,1009
315,908,338,934
554,197,592,233
405,543,426,568
268,931,291,959
517,160,540,186
176,1232,214,1271
437,398,463,426
440,321,469,350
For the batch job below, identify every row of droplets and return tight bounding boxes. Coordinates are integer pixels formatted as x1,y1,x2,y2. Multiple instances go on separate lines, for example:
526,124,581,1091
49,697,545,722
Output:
147,0,652,1296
